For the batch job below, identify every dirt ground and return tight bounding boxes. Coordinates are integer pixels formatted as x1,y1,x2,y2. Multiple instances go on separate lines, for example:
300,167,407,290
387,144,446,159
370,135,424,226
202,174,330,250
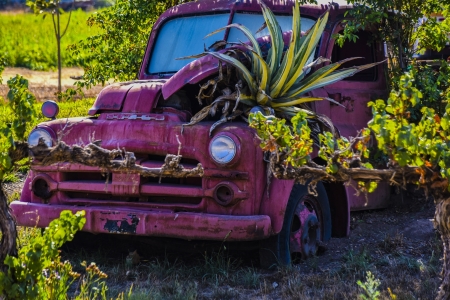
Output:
3,177,441,299
0,67,103,100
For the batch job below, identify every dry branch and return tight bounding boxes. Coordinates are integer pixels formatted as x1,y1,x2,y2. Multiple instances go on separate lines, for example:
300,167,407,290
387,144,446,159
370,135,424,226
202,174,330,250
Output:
268,153,449,199
10,140,204,178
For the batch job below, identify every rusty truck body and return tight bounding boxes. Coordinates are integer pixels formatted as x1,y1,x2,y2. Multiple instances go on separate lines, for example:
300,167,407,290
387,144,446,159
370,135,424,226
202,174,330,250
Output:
11,0,390,266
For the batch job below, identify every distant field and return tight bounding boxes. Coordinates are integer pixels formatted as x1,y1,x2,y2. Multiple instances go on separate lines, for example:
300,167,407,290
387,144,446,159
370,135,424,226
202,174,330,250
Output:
0,10,99,70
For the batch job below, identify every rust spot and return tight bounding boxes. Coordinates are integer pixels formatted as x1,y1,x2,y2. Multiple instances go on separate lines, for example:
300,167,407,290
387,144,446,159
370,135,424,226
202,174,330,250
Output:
246,224,266,239
103,214,139,234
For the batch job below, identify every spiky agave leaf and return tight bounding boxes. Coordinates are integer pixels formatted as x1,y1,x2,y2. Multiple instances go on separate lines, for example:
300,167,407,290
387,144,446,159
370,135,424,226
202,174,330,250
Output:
205,23,264,83
284,60,385,100
269,0,302,98
261,2,284,76
280,12,329,96
280,57,363,100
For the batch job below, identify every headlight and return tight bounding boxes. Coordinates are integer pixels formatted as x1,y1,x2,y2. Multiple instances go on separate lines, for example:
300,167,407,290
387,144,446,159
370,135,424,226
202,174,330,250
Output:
28,128,53,147
41,100,59,119
209,135,237,164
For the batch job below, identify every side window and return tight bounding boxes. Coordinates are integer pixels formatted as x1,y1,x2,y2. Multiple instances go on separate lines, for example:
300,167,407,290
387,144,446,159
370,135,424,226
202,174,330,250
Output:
331,31,377,82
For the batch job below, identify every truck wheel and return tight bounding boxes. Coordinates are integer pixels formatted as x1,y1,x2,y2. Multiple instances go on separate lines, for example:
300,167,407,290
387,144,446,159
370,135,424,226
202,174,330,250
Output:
259,182,331,269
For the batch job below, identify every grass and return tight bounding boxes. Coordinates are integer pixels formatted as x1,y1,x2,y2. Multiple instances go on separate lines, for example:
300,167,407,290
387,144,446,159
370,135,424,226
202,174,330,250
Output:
40,229,439,299
0,10,100,70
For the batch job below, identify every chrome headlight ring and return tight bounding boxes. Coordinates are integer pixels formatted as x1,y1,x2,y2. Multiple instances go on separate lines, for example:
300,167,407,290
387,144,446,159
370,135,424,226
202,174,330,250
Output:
209,134,240,165
27,128,54,147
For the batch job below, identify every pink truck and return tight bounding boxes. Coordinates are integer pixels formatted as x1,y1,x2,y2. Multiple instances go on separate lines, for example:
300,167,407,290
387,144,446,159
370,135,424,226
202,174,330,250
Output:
11,0,390,267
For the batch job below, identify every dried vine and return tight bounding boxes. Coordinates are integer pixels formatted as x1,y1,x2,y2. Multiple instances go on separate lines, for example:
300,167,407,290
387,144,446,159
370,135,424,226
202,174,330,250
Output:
11,140,204,179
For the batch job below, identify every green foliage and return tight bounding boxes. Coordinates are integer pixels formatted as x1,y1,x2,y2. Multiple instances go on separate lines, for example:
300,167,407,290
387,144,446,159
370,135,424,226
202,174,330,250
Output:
0,210,86,300
249,111,313,167
368,71,450,184
335,0,450,78
408,60,450,120
6,75,37,141
0,11,98,70
357,271,381,300
68,0,192,89
27,0,64,14
0,75,36,181
76,261,109,299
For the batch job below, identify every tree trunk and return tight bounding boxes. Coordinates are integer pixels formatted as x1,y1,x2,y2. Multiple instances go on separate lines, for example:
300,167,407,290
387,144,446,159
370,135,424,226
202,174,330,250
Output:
0,184,17,271
434,197,450,299
56,8,62,95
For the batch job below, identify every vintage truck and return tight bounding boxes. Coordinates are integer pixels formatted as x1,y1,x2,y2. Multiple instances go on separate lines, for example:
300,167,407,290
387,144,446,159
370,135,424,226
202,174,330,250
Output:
10,0,390,267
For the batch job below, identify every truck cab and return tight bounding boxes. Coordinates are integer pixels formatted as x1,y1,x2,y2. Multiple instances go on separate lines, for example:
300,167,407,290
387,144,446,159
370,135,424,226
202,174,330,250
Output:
11,0,390,267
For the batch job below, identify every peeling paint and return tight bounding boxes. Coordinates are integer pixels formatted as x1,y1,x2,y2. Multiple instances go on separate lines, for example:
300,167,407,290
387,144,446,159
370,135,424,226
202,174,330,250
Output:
103,214,139,234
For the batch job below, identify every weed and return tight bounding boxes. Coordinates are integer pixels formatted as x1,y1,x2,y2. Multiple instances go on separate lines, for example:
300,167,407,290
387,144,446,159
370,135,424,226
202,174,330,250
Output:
231,267,261,288
159,280,198,300
379,232,404,255
211,286,239,300
397,255,421,272
2,172,19,183
146,255,185,281
281,273,305,297
341,248,373,276
6,190,20,203
357,271,381,300
192,251,241,283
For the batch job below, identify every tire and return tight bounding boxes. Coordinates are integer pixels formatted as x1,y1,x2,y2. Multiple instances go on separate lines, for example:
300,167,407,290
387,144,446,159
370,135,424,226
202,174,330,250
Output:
259,182,331,269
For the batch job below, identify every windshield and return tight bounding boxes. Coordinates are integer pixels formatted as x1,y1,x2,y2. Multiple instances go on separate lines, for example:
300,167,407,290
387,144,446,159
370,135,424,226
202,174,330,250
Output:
148,12,316,74
149,13,230,74
228,13,315,43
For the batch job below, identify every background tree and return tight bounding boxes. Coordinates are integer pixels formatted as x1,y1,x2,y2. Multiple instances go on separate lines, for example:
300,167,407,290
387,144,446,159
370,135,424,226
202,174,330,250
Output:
68,0,194,90
27,0,74,95
335,0,450,81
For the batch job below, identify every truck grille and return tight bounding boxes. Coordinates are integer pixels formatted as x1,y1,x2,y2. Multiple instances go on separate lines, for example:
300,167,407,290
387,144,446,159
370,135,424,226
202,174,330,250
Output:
51,154,203,206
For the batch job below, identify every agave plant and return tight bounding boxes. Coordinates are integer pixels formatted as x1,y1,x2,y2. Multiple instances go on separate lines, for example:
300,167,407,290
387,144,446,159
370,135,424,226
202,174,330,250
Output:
183,1,381,136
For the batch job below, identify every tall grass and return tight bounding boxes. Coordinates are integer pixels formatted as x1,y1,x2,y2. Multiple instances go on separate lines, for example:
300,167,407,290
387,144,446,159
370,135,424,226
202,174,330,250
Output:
0,10,99,70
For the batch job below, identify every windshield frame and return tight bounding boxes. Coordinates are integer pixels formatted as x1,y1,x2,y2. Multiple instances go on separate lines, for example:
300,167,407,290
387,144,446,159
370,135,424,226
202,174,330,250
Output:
139,1,325,80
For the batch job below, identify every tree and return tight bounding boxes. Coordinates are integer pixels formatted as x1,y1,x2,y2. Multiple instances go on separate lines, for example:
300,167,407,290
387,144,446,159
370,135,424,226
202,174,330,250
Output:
249,71,450,298
335,0,450,81
27,0,74,95
68,0,194,90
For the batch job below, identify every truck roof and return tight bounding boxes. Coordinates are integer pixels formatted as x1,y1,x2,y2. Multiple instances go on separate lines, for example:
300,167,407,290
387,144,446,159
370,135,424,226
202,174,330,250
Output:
162,0,353,18
172,0,351,9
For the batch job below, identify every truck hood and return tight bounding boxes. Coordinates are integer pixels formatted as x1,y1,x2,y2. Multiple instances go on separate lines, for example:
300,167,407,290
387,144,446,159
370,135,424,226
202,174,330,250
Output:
89,80,167,115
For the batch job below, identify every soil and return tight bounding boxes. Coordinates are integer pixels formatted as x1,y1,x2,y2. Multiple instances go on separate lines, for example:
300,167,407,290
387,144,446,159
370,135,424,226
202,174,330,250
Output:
0,67,104,100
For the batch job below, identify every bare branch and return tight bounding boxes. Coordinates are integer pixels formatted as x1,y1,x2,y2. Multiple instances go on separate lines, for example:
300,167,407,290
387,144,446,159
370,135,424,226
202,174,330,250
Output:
13,140,204,179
